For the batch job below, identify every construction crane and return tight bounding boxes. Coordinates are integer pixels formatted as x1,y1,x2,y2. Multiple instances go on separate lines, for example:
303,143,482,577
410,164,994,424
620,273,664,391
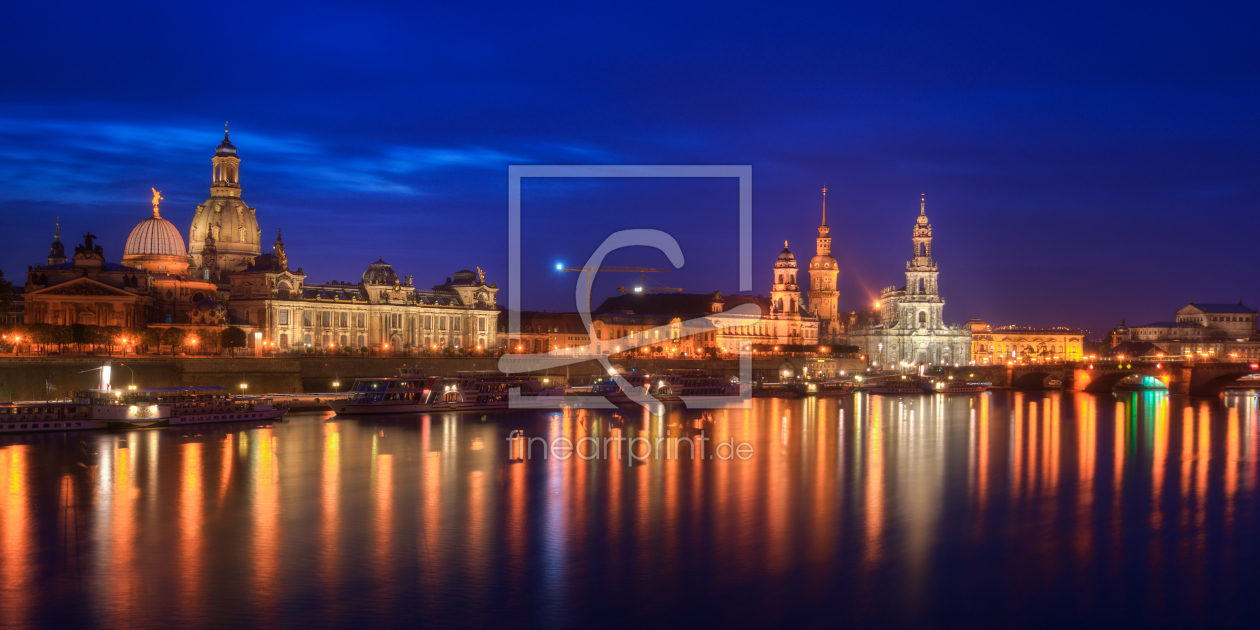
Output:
558,266,682,299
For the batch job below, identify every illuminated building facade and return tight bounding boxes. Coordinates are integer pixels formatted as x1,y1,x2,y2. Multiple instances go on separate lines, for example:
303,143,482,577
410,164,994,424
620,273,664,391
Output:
23,193,218,329
848,197,971,367
966,319,1084,363
17,129,499,354
1107,301,1260,361
226,248,500,352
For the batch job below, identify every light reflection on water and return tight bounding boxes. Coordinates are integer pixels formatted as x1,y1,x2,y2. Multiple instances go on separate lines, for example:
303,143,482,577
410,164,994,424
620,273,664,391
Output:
0,391,1257,628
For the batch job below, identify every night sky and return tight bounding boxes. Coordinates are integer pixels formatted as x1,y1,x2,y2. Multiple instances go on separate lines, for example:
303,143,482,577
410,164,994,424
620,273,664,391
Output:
2,1,1257,337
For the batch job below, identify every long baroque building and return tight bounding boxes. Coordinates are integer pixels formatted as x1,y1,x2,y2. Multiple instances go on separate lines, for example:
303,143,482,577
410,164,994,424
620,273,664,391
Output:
848,196,971,367
1107,301,1260,361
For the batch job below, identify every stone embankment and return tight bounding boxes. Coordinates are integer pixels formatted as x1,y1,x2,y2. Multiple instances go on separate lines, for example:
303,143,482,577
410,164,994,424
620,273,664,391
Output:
0,355,864,401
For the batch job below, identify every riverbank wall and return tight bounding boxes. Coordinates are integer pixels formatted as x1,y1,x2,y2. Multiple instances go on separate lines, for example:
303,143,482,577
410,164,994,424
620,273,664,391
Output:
0,355,865,401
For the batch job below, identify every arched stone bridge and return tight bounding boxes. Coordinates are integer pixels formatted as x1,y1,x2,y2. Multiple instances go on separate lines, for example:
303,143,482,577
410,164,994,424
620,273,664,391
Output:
956,362,1259,397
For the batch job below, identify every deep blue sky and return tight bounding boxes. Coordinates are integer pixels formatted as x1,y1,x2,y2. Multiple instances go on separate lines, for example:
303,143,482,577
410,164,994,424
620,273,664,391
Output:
2,1,1257,337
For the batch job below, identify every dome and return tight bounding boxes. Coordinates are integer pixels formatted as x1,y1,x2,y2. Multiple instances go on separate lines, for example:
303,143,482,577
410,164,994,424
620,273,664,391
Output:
189,197,261,268
125,214,186,258
123,207,190,274
216,133,237,157
48,237,64,260
809,254,837,270
775,242,796,267
362,258,398,285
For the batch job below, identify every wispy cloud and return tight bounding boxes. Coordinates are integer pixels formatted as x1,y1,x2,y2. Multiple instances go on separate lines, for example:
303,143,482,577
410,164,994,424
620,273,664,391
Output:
0,117,538,202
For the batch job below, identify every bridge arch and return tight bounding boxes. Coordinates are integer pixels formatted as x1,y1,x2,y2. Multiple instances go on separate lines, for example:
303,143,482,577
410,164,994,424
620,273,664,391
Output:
1011,371,1054,389
1192,370,1260,396
1075,369,1150,393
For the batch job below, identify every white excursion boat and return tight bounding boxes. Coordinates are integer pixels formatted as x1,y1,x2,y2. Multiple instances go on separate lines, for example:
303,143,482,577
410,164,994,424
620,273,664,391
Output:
331,370,566,415
1,386,290,434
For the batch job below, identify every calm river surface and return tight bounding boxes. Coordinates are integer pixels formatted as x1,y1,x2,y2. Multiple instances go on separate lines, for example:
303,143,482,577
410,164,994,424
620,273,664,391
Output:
1,391,1258,629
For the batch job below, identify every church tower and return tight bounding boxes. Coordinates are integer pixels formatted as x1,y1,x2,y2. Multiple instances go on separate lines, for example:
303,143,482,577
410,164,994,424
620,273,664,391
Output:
47,219,66,265
771,241,800,315
189,124,263,273
900,194,944,329
210,124,241,198
273,229,287,270
807,187,840,341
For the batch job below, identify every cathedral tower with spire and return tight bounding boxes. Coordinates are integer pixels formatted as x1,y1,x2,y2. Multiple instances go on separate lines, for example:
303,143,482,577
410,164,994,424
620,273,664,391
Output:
807,187,842,342
846,195,970,367
189,124,263,274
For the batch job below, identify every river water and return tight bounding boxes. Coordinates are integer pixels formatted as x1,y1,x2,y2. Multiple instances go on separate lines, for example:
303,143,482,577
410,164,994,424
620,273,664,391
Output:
0,391,1257,629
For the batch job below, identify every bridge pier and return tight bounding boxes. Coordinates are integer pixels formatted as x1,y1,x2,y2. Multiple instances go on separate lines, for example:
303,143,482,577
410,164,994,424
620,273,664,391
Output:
1173,365,1192,397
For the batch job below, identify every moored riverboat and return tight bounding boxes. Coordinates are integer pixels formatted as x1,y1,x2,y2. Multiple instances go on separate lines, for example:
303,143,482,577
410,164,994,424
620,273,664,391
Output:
865,376,929,395
1,386,289,433
331,370,565,415
752,382,803,398
588,369,741,404
799,380,854,396
922,379,992,394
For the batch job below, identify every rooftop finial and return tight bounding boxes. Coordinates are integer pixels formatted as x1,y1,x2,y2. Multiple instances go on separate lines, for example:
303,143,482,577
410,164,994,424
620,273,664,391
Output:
920,193,925,215
54,217,60,240
784,239,789,248
150,187,163,218
822,186,828,226
224,121,229,139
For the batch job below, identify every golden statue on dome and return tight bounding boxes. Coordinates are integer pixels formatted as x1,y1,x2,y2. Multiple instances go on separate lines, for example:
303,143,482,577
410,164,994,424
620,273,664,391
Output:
150,187,164,216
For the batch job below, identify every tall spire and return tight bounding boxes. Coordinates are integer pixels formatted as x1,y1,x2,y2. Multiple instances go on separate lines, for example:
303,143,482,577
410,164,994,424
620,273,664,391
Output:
273,228,287,269
821,187,828,226
47,217,67,265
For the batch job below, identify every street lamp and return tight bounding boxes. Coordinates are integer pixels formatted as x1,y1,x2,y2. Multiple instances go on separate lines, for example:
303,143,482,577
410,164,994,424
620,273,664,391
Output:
118,363,137,389
239,383,248,394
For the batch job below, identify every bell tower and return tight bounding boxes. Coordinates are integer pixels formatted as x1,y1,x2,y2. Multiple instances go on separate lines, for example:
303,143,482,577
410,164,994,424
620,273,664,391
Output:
771,241,800,314
211,122,241,198
901,194,944,331
906,194,938,297
807,187,840,331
